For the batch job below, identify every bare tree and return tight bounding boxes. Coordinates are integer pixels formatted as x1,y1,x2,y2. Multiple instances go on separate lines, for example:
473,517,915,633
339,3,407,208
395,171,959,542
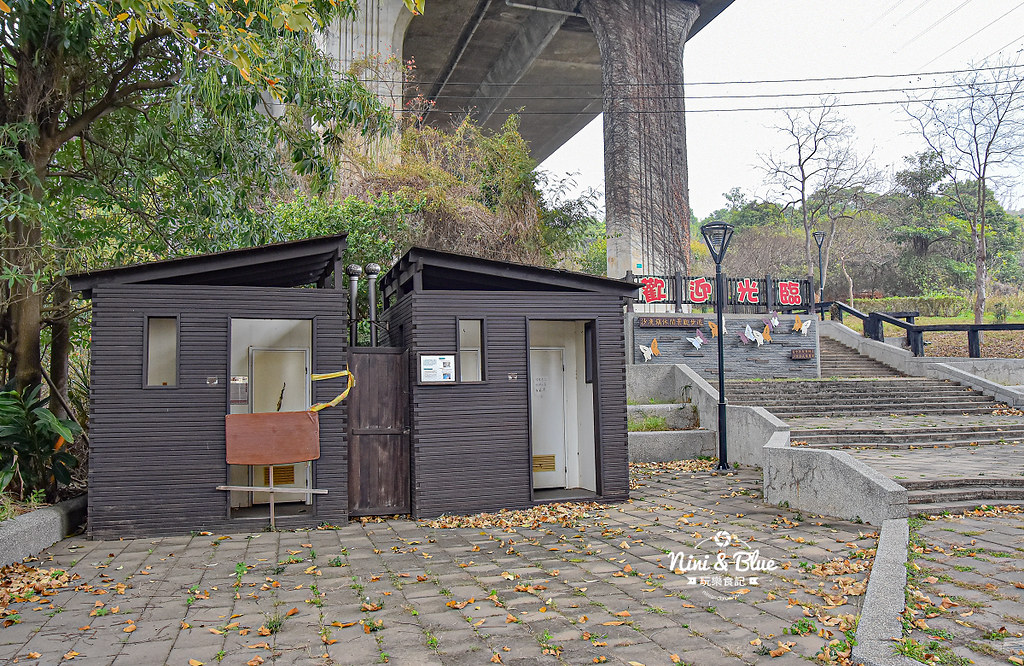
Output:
831,213,898,303
760,99,875,301
906,59,1024,323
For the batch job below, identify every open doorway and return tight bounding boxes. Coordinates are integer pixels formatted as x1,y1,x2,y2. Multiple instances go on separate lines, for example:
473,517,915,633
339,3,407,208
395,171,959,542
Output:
228,319,313,516
529,320,597,498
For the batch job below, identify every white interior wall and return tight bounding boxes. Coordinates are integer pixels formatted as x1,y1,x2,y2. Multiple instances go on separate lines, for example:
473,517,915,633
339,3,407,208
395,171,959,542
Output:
529,320,597,492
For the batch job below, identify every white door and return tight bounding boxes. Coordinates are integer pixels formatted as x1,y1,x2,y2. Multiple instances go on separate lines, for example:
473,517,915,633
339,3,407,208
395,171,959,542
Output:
530,348,567,489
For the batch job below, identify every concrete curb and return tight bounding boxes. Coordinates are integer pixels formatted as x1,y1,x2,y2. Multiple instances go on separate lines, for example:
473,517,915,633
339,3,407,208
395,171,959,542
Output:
852,518,916,666
0,494,87,566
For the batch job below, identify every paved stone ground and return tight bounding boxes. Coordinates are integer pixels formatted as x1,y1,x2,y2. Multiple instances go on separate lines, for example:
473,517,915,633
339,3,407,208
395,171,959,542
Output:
1,468,878,666
786,412,1024,484
900,510,1024,666
849,442,1024,483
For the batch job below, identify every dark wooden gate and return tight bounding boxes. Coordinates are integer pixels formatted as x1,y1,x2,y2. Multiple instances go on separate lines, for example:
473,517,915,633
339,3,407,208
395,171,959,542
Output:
347,347,410,516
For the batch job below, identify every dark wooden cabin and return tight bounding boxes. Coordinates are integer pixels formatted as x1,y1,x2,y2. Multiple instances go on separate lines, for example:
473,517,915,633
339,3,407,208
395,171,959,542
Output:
69,235,350,538
70,238,638,537
379,248,639,518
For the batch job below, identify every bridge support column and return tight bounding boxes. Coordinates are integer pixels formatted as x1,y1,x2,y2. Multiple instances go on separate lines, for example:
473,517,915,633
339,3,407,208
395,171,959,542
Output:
580,0,699,278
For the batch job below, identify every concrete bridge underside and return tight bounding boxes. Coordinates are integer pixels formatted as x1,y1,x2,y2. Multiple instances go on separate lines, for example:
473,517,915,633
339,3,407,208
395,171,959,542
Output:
354,0,736,277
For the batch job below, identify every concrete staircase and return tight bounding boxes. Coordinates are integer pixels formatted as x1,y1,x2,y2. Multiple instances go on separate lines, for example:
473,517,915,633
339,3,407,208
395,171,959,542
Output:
734,337,1024,515
726,377,999,418
818,336,904,378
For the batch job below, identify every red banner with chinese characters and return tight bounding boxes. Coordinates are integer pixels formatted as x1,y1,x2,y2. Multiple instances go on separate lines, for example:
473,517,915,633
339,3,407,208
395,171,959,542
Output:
631,275,811,311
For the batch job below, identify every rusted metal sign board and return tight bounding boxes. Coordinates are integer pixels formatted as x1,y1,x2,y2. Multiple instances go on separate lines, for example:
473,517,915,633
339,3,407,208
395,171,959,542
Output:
224,411,320,465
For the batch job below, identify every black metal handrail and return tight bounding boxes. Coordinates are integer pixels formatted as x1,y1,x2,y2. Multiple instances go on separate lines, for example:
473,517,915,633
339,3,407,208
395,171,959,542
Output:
834,301,1024,358
830,300,870,326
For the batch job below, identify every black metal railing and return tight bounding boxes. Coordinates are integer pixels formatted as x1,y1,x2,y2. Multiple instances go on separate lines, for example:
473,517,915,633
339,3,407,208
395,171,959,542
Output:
832,301,1024,358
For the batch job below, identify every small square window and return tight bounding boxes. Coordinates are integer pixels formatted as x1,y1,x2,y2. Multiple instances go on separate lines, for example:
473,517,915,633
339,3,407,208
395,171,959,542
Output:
146,317,178,387
458,319,483,382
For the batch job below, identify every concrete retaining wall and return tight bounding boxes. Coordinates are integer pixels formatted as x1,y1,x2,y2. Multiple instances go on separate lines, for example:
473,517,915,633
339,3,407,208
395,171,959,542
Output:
627,403,701,430
943,359,1024,386
628,430,716,462
763,437,908,525
725,405,786,468
0,495,87,566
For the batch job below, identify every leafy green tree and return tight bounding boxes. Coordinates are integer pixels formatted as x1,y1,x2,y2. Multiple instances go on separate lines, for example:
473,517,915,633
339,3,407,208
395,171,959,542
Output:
702,188,787,229
0,0,424,397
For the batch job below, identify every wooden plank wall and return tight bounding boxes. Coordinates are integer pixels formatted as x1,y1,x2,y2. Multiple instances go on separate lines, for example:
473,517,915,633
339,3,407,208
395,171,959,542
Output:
397,292,629,518
88,284,348,538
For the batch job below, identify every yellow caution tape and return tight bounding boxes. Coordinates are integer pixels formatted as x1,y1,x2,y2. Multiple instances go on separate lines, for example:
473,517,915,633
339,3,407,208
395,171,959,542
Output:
309,370,355,412
311,370,350,381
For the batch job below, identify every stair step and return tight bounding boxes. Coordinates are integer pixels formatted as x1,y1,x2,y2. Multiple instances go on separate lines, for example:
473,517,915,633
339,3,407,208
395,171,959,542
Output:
790,430,1024,444
733,393,995,403
734,401,994,411
770,407,998,417
907,486,1024,504
796,439,1018,450
791,425,1024,437
899,478,1024,490
908,499,1024,515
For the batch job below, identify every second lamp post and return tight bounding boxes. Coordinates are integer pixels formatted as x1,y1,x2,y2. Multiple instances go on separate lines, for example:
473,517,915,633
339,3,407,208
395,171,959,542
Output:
700,222,734,472
813,230,825,320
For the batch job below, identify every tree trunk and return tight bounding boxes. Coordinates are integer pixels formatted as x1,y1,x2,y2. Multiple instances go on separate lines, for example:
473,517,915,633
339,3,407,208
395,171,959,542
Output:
6,154,49,392
49,280,72,420
842,259,854,304
7,220,43,392
973,179,987,325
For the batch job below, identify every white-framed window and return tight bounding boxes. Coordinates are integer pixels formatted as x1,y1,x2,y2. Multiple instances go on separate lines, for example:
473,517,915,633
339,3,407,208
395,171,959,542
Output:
458,319,484,382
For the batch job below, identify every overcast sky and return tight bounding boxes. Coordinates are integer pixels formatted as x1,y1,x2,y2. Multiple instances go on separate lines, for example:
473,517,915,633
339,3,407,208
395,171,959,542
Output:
538,0,1024,218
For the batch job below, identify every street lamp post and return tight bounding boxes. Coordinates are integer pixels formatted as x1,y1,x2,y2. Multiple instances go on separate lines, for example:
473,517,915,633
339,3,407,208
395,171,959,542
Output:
701,222,734,472
813,231,826,320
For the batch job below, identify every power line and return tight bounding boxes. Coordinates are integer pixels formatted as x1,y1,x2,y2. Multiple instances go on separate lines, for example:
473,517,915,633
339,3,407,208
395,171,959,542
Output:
417,90,1023,116
985,31,1024,61
358,62,1024,90
919,1,1024,68
866,0,912,30
897,0,973,52
404,77,1018,104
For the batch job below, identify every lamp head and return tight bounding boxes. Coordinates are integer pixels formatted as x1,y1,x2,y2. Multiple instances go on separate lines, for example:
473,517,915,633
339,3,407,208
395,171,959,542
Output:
701,222,734,265
812,231,826,248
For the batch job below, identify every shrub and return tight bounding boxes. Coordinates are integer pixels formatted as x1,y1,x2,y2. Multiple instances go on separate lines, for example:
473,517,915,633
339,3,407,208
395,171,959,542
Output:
0,384,81,501
852,295,968,318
